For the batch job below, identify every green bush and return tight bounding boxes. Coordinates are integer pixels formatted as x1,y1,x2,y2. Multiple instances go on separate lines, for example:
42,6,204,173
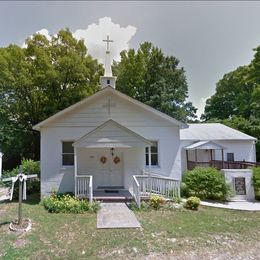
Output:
149,195,166,209
184,196,200,210
253,167,260,200
2,159,40,198
3,159,40,178
182,167,231,201
42,193,100,213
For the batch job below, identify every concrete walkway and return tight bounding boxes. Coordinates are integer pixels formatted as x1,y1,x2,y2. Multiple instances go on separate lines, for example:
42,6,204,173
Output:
97,203,141,229
201,200,260,211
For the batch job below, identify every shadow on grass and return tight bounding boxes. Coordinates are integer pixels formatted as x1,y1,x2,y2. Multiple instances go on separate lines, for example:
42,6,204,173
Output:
0,221,11,227
1,193,41,205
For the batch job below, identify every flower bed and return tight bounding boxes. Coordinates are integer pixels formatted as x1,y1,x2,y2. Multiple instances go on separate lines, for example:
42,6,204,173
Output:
42,193,100,213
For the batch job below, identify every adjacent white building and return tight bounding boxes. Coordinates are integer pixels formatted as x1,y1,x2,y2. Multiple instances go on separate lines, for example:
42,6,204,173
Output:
33,37,257,200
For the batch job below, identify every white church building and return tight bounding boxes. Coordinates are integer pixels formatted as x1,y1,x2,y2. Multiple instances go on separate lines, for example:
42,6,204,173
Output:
33,37,257,202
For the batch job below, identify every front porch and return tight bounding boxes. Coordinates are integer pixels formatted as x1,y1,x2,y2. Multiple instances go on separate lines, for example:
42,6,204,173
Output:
75,171,181,206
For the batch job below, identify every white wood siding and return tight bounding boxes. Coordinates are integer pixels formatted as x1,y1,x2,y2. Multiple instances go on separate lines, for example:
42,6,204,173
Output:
40,91,181,196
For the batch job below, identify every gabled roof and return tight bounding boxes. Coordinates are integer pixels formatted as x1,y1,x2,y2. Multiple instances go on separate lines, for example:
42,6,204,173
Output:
33,86,187,130
73,119,152,148
180,123,256,141
184,141,225,150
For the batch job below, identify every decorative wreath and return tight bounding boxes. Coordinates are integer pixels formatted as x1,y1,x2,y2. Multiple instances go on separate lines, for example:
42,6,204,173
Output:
100,156,107,164
113,156,120,164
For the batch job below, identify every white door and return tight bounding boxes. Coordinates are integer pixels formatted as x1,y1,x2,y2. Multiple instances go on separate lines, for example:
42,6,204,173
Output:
96,149,124,188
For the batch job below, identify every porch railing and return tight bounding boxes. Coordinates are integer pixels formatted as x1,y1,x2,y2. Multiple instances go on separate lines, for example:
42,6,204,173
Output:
132,173,180,208
75,175,93,203
187,160,260,170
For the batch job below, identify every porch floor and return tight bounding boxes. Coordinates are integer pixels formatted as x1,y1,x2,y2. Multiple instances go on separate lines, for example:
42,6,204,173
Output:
93,190,133,202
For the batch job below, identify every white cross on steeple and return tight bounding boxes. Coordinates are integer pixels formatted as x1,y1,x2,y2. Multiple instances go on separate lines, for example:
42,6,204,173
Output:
103,35,113,52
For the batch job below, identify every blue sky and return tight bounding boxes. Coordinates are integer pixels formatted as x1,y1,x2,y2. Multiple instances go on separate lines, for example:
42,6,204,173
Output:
1,1,260,116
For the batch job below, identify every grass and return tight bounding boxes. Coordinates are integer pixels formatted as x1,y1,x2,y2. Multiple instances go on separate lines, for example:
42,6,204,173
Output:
0,194,260,259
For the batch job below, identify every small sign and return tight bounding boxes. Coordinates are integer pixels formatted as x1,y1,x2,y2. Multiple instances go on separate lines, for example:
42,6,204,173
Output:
234,177,246,195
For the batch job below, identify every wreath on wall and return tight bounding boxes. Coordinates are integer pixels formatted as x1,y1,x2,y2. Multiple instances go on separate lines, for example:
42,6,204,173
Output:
100,156,107,164
113,156,120,164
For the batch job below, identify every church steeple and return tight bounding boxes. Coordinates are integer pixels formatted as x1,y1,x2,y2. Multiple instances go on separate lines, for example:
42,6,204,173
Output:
100,35,116,89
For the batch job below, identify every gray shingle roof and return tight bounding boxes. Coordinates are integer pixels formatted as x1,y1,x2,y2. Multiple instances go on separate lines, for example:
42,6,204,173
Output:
180,123,256,141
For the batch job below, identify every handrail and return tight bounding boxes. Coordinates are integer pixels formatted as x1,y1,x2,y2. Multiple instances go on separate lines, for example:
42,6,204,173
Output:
75,175,93,203
137,172,179,181
133,174,181,208
133,176,140,208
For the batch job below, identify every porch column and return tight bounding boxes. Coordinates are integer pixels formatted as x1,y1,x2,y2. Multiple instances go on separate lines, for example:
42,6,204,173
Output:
148,146,152,174
186,150,189,170
221,149,224,169
195,149,198,166
210,149,213,167
74,147,77,196
148,145,152,193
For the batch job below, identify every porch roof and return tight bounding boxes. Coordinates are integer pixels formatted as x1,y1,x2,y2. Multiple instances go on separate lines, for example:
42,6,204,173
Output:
184,141,225,150
73,119,152,148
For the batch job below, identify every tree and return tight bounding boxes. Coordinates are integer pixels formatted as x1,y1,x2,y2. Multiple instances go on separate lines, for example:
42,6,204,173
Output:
202,45,260,160
113,42,197,122
0,29,103,169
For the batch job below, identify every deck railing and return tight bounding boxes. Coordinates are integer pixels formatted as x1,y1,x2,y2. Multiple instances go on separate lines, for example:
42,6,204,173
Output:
187,160,260,170
132,173,180,208
75,175,93,203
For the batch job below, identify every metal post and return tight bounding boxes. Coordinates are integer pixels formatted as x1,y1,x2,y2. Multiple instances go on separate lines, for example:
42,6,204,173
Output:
18,174,22,226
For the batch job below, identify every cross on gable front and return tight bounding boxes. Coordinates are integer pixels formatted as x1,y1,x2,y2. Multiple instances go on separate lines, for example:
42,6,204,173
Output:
102,98,116,115
103,35,113,52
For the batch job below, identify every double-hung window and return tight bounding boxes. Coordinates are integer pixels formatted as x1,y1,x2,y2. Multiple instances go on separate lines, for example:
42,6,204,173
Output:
62,141,74,166
145,141,159,166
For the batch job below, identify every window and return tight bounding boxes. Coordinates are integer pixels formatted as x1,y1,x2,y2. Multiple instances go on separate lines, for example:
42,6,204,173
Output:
145,141,159,166
62,141,74,166
107,79,110,84
227,153,234,162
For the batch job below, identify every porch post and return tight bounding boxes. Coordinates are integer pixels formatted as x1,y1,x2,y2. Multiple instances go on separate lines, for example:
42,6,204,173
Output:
148,146,152,174
210,149,213,167
221,149,224,169
74,147,77,196
195,149,198,166
148,145,152,193
186,150,189,170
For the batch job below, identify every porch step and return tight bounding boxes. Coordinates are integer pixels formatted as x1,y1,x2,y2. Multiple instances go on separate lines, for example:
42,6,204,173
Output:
97,186,124,190
93,190,133,203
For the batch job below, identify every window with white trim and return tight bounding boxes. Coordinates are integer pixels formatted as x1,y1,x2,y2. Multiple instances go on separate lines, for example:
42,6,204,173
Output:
62,141,74,166
145,141,159,166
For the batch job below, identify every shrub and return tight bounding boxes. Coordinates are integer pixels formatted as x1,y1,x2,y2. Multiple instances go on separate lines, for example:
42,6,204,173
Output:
182,167,231,201
42,193,100,213
149,195,166,209
2,159,40,199
253,167,260,200
184,196,200,210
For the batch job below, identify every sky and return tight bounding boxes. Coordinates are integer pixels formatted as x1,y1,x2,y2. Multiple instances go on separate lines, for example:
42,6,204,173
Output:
0,1,260,116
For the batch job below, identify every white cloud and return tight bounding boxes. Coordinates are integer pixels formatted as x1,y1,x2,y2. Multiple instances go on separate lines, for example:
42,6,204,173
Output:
22,17,137,65
73,17,137,63
22,28,52,48
196,96,209,117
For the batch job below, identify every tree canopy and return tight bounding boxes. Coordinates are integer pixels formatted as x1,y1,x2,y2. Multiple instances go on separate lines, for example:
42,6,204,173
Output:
202,46,260,160
0,29,103,168
113,42,197,122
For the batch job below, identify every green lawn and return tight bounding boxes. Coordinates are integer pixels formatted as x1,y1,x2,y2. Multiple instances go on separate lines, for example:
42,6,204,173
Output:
0,194,260,259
